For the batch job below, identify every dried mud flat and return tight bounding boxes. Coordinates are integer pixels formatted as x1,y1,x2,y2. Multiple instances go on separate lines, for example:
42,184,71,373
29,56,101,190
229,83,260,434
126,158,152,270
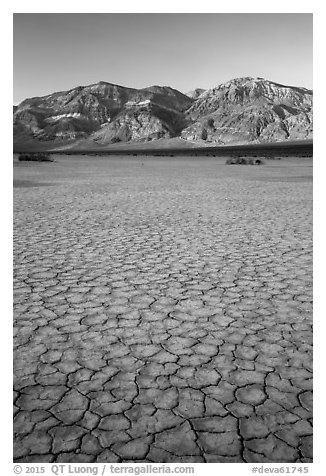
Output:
13,156,313,463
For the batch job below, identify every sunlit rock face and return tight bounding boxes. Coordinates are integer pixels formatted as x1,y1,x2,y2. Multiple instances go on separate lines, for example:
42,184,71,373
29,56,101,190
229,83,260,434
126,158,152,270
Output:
13,77,312,149
13,82,192,146
181,77,313,145
185,89,206,100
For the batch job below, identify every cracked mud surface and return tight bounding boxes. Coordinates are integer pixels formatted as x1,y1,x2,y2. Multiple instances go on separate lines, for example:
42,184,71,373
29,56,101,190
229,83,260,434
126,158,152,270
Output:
13,156,313,463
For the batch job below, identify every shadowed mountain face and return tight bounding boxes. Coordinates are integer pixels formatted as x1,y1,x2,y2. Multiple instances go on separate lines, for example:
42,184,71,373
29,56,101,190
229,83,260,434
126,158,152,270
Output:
13,77,313,149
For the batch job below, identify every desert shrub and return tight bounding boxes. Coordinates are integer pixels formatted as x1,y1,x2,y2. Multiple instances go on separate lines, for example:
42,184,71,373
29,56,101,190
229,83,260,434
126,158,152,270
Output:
226,156,265,165
226,157,240,164
18,152,53,162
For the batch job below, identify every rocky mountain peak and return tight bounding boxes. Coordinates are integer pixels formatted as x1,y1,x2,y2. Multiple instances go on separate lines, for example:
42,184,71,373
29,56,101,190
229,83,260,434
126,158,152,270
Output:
186,88,206,99
187,77,312,119
181,77,312,145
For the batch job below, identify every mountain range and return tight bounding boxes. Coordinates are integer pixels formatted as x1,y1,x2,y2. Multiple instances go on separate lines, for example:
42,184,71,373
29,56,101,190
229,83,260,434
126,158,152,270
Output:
13,77,313,150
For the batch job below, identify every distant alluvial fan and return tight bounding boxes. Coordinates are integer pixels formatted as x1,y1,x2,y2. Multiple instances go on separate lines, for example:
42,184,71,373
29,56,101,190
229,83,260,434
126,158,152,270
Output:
13,77,312,149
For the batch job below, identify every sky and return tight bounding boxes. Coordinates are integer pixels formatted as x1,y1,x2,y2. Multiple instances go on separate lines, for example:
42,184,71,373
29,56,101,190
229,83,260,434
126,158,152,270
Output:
13,13,313,104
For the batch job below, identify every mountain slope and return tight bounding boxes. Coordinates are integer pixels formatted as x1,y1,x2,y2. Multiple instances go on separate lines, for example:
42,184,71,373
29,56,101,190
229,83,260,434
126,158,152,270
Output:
13,77,313,150
86,85,192,145
181,77,313,145
14,82,137,141
13,82,193,147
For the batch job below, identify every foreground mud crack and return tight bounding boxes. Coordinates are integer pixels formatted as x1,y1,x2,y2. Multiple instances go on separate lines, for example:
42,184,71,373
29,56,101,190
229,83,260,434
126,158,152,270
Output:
14,156,313,462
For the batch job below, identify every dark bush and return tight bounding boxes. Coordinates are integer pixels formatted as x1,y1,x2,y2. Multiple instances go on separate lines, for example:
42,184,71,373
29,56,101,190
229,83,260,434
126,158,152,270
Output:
226,156,265,165
226,157,240,164
18,152,53,162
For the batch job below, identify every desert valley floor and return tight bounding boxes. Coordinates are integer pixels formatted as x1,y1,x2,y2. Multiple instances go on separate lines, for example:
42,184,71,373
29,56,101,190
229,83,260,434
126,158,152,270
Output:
13,155,313,463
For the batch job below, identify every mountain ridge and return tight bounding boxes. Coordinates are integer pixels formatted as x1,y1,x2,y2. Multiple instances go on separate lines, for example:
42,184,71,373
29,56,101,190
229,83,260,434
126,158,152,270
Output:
14,76,313,150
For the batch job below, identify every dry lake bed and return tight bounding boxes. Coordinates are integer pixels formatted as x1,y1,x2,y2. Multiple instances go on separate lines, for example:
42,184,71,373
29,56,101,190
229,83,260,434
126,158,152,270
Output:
13,155,313,463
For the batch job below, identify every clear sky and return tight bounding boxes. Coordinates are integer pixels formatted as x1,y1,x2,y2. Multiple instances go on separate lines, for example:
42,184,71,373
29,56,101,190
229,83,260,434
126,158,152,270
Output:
13,13,313,104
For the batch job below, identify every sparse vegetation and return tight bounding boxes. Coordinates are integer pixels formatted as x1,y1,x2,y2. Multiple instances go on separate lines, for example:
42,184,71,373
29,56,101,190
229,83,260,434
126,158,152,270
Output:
18,152,54,162
225,157,265,165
